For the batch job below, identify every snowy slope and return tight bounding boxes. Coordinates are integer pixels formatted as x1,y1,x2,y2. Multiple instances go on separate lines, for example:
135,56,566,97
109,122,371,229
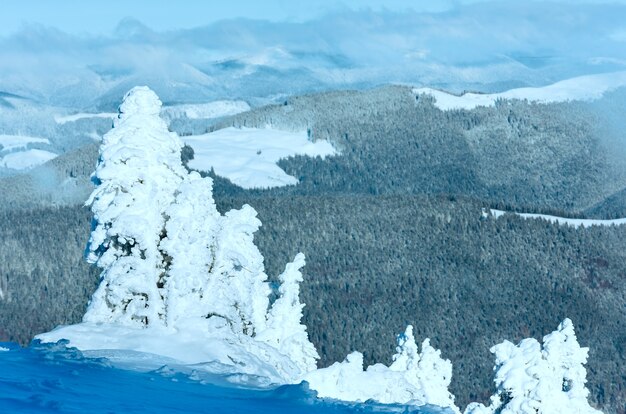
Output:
414,71,626,111
184,127,337,188
55,112,117,125
0,134,49,151
490,209,626,228
0,149,57,170
54,101,250,126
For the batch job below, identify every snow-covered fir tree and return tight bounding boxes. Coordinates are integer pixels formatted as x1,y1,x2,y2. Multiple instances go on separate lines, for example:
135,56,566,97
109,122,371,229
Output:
390,326,457,411
83,86,187,326
161,174,271,337
257,253,319,374
159,175,222,328
465,319,602,414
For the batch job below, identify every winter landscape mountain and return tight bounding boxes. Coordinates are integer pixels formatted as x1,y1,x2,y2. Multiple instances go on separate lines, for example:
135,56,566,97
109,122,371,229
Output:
1,1,626,413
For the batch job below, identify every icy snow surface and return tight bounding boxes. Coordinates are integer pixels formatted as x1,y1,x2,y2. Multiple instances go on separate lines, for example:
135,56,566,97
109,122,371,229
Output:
414,71,626,111
184,127,337,188
490,209,626,228
0,148,57,170
0,341,450,414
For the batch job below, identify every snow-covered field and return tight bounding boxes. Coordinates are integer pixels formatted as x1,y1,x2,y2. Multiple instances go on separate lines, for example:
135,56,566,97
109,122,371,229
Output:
414,71,626,111
490,209,626,228
0,148,57,170
184,127,337,188
54,100,250,125
54,112,117,125
0,134,49,151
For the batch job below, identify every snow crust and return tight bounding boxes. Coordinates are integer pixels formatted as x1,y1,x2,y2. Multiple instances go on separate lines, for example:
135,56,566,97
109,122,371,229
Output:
414,71,626,111
490,209,626,228
184,127,337,188
465,319,601,414
0,134,49,151
304,326,460,413
0,148,57,170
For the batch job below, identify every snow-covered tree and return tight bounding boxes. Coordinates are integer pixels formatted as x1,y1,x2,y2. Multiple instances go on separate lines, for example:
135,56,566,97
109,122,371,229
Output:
158,174,221,328
161,174,273,338
465,319,602,414
63,85,318,381
390,325,457,410
257,253,319,373
83,86,187,327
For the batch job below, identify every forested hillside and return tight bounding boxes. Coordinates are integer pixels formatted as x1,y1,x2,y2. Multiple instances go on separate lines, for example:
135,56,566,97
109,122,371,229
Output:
1,85,625,412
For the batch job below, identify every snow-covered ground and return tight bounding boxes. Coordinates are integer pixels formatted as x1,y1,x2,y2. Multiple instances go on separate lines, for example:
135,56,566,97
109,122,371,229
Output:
37,322,304,386
161,100,250,120
54,112,117,125
0,134,49,151
0,341,449,414
490,209,626,228
184,127,337,188
54,100,250,125
0,148,57,170
414,71,626,111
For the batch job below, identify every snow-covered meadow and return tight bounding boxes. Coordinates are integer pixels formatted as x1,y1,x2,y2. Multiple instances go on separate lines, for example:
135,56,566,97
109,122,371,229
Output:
184,127,337,188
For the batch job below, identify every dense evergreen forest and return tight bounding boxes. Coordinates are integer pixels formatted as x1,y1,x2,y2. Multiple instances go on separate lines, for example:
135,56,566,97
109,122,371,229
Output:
1,86,625,412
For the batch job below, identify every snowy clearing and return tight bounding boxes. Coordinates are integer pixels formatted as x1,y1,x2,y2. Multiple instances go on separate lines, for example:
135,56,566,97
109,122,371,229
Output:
161,100,250,120
55,100,250,125
414,71,626,111
55,112,117,125
490,209,626,228
0,149,57,170
184,127,337,189
0,134,50,151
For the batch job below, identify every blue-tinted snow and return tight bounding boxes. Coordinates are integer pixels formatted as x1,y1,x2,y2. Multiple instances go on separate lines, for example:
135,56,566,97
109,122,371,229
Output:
0,341,451,414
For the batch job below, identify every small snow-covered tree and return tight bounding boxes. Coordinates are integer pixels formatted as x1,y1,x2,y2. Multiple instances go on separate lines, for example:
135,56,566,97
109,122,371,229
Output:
83,86,187,327
257,253,319,373
465,319,602,414
390,325,457,410
210,203,271,336
304,325,459,412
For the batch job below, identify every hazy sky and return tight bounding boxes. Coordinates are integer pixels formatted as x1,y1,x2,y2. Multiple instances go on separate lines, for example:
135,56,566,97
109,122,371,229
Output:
3,0,623,36
1,1,443,36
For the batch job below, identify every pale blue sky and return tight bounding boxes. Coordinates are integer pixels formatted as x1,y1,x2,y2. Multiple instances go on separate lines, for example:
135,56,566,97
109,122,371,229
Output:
2,0,623,36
